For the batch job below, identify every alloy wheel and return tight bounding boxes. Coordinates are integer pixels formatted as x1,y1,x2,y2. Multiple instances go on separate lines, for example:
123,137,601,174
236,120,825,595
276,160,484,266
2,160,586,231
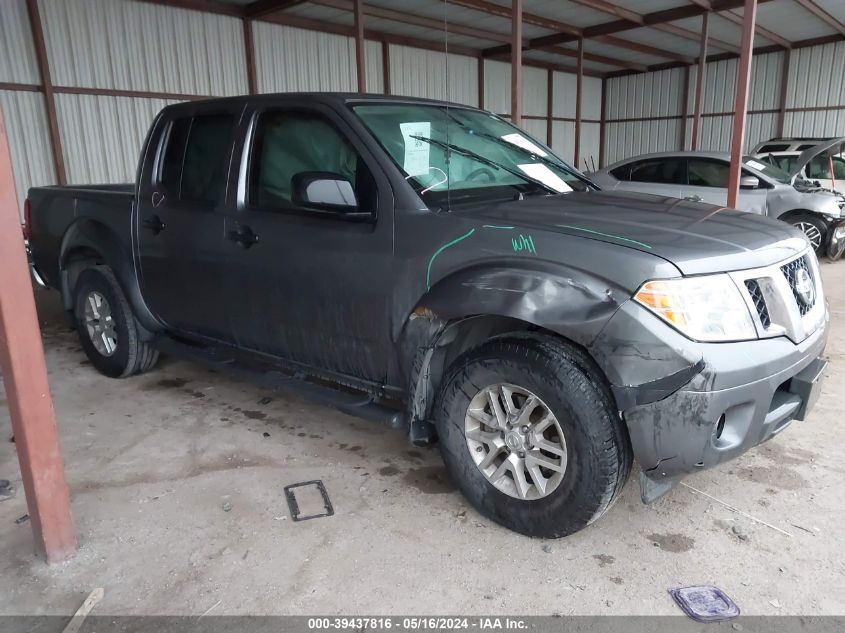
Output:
464,383,568,500
83,291,118,357
794,221,822,250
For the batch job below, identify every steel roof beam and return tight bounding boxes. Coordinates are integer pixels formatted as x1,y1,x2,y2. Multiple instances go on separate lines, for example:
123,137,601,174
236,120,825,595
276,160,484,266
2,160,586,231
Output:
794,0,845,37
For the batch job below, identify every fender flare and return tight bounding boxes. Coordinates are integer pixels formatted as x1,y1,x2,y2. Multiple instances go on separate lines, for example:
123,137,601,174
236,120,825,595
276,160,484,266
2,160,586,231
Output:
59,218,161,334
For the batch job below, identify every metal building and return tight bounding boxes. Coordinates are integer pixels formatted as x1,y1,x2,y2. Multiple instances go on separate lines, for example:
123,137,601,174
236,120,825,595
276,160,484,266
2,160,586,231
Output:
3,0,842,217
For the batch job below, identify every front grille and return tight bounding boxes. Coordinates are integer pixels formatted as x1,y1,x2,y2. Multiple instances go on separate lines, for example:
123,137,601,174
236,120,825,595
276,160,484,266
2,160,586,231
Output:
744,279,771,328
781,255,816,316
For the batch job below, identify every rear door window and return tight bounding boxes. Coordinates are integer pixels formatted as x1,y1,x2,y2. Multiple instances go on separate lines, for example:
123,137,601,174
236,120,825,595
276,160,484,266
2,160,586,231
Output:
628,159,685,184
159,113,236,205
687,158,730,188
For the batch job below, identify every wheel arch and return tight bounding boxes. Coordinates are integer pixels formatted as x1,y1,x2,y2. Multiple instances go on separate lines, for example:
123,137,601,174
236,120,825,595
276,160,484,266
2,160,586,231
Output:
398,263,627,444
59,218,160,335
402,311,620,446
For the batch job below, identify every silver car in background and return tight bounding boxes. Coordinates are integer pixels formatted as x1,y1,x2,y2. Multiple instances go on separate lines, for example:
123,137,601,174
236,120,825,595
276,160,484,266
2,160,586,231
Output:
590,151,845,256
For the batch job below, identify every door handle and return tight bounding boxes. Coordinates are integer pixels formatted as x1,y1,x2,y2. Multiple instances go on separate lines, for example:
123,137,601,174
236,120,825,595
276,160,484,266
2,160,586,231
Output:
227,225,259,248
142,215,166,234
684,195,703,202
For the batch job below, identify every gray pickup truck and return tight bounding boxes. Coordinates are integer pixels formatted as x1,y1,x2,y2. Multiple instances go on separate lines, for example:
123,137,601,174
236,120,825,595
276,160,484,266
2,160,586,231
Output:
26,93,829,538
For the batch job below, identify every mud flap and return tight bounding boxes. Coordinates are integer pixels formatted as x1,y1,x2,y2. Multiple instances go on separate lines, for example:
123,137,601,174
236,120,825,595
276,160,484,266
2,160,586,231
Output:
639,471,682,504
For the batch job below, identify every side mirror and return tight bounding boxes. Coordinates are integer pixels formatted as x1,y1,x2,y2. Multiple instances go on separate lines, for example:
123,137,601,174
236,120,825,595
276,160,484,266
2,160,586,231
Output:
740,175,760,190
292,171,358,212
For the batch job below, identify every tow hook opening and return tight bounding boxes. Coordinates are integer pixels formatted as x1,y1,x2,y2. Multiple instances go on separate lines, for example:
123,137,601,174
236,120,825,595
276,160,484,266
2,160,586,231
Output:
715,413,726,440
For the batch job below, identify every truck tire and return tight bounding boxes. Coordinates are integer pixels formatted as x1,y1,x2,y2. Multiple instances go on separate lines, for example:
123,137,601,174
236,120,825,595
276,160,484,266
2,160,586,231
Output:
433,335,631,538
787,214,827,255
73,266,159,378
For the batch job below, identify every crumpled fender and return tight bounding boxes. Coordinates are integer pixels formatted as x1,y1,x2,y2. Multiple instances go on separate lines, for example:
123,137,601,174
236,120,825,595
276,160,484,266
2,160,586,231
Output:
412,262,628,347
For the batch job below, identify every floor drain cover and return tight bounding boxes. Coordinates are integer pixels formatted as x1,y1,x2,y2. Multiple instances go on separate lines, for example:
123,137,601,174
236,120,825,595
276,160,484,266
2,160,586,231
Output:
669,585,740,622
284,480,334,522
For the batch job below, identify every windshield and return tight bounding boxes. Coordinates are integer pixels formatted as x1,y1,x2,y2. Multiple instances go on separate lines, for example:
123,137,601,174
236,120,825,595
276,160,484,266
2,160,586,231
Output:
743,155,791,184
352,103,593,208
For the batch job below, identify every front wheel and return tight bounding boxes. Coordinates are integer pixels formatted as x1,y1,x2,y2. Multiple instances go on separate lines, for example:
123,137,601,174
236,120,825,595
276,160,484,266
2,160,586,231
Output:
73,266,159,378
434,335,631,538
788,214,827,255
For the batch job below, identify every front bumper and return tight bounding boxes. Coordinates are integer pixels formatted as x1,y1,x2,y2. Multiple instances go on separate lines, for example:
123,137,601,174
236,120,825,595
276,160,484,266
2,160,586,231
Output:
624,319,828,500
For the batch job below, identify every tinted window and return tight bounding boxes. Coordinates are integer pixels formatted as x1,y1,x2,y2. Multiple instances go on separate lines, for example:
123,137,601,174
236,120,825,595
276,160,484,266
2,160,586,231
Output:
248,110,376,214
160,118,191,194
805,156,845,180
181,115,235,203
159,114,235,204
768,154,799,173
687,158,730,188
609,165,631,181
797,144,817,151
758,144,789,153
628,159,685,184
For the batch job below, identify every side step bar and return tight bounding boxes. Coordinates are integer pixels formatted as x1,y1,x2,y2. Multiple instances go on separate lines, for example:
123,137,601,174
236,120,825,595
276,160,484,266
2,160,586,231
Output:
153,337,407,429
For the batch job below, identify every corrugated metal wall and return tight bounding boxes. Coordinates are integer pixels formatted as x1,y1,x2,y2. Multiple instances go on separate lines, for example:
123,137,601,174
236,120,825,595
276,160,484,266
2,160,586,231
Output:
5,0,845,209
1,0,52,212
604,67,685,165
0,90,56,212
605,52,788,164
55,94,178,184
40,0,247,96
785,40,845,137
390,45,478,106
1,0,40,85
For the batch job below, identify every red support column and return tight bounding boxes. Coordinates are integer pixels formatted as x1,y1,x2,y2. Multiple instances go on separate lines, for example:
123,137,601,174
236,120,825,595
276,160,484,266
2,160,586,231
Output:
243,18,258,95
727,0,758,209
478,57,485,110
691,12,709,151
599,77,606,168
382,41,391,95
777,48,791,137
546,68,553,147
574,36,584,170
511,0,523,127
354,0,367,93
0,109,76,563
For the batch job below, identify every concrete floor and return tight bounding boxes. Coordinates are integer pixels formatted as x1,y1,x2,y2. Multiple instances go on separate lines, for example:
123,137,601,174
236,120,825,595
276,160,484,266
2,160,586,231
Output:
1,264,844,617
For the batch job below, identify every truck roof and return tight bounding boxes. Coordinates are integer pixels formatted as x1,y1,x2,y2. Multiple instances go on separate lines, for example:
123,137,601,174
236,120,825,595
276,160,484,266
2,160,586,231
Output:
163,92,476,112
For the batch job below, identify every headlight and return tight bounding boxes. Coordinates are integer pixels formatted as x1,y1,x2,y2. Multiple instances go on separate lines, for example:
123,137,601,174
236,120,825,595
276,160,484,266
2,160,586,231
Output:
634,275,756,342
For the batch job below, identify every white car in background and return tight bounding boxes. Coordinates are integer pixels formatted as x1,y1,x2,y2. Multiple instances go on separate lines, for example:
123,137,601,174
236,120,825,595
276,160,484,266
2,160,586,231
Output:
753,137,845,193
590,150,845,256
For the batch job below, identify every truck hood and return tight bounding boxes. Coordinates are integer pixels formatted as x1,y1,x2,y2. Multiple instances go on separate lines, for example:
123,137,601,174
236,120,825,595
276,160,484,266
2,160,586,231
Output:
455,190,808,275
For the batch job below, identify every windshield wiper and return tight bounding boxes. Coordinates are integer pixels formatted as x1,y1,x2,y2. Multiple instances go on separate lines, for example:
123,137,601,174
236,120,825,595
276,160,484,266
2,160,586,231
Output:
443,113,597,189
409,135,559,196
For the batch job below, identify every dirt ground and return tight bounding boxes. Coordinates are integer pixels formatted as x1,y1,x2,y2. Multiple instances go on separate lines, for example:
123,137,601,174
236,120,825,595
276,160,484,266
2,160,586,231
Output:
1,263,844,616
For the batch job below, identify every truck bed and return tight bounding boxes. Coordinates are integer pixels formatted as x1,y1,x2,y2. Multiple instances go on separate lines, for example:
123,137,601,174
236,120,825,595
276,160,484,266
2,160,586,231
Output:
27,183,136,292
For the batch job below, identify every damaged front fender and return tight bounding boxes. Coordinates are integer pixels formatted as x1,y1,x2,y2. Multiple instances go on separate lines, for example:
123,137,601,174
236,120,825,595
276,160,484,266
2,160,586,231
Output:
418,264,627,347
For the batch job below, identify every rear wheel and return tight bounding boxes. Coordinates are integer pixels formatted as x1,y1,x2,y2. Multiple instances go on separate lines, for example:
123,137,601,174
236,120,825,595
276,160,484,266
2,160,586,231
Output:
73,267,159,378
787,214,827,255
434,335,631,538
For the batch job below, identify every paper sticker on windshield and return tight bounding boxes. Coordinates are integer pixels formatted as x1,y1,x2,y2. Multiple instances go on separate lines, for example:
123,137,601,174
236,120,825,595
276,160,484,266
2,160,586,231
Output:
518,163,572,193
400,121,431,176
502,133,548,157
745,159,768,171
